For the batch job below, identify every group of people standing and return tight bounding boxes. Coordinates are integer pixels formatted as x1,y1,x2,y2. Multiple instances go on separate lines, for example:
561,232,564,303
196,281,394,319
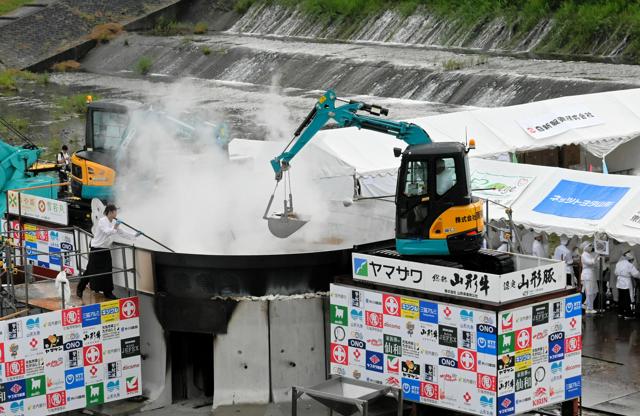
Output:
496,229,640,319
556,238,639,319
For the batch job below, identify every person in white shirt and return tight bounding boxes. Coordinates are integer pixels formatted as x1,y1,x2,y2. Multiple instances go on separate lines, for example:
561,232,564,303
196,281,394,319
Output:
496,231,511,252
615,250,640,319
581,242,599,314
532,233,547,258
553,236,574,286
76,204,139,299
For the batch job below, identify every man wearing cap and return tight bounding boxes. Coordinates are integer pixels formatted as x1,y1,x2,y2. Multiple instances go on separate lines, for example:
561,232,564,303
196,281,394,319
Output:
532,232,547,258
581,242,598,314
553,236,574,286
615,250,640,319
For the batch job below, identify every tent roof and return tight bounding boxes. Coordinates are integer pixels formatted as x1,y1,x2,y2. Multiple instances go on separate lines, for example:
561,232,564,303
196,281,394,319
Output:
407,88,640,158
472,159,640,245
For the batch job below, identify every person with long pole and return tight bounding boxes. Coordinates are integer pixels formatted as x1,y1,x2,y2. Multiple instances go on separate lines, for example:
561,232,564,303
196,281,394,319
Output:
76,204,140,300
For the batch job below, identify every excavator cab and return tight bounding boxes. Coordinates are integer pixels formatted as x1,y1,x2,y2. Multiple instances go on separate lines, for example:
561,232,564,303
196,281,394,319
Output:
396,142,484,256
70,99,142,201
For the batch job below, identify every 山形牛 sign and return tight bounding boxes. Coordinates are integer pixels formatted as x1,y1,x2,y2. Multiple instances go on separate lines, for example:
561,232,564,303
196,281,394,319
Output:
533,180,629,220
352,253,565,304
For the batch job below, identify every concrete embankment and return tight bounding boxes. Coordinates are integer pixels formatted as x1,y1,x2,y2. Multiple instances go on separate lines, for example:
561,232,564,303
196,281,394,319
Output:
0,0,186,70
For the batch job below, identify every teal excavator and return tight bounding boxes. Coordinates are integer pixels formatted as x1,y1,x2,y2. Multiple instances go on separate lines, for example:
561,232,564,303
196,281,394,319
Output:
0,118,58,216
264,90,484,256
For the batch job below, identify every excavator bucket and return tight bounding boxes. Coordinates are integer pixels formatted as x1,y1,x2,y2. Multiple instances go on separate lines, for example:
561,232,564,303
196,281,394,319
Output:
267,215,308,238
263,193,308,238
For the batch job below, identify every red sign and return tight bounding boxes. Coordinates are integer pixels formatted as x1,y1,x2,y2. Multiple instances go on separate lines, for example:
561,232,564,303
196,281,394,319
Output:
5,359,25,377
83,345,103,366
382,295,401,316
119,297,139,320
386,356,399,373
365,311,383,328
457,349,477,372
62,308,82,326
386,376,400,387
501,312,513,332
477,373,497,392
420,382,439,400
126,376,139,394
36,228,48,242
515,328,532,351
565,335,582,353
46,391,67,408
330,343,348,365
0,342,4,363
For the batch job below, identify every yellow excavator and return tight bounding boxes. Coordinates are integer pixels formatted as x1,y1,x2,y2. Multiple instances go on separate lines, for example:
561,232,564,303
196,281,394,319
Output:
70,97,229,202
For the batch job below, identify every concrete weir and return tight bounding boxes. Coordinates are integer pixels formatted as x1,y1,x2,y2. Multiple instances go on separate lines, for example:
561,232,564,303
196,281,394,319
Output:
112,246,350,411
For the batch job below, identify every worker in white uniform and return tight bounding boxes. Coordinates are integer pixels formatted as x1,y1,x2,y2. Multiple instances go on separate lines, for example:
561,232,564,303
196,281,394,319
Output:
532,232,547,258
615,250,640,319
581,242,598,314
497,231,511,252
76,204,140,299
553,236,575,286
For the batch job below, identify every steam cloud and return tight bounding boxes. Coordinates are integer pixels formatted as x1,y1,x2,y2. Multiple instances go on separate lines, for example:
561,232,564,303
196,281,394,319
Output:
113,79,393,254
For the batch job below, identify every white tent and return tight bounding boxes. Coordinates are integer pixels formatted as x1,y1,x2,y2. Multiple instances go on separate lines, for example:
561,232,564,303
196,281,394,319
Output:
407,88,640,162
471,159,640,246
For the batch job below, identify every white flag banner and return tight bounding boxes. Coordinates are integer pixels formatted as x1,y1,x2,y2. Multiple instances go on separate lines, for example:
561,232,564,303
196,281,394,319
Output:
471,171,535,207
517,105,603,139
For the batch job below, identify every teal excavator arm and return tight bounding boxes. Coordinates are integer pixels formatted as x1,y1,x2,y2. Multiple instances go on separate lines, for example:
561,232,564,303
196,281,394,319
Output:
265,90,433,239
270,89,431,180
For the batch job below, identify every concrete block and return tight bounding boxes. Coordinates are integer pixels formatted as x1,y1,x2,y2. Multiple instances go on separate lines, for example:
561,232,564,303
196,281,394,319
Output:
269,297,326,403
213,300,270,409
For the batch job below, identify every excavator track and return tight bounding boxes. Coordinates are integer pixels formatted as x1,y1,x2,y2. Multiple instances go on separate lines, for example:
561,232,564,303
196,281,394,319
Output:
359,243,515,275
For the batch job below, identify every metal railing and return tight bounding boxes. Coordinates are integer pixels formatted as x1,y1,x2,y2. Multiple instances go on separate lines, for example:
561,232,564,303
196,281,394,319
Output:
0,226,137,314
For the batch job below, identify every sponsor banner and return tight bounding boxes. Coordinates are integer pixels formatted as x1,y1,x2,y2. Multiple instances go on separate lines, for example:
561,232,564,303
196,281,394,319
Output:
0,297,142,415
1,220,78,275
497,295,581,414
516,105,603,139
533,180,629,220
353,254,565,304
7,191,68,226
471,171,535,207
331,284,581,416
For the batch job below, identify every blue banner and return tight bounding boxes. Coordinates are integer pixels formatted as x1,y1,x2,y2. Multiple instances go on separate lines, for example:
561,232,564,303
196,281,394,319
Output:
533,180,629,220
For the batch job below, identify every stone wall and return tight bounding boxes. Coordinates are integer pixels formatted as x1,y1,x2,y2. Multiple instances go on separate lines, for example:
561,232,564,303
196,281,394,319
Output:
0,0,184,70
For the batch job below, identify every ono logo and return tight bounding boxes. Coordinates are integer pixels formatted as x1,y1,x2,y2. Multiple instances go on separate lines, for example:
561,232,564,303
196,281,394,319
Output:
477,324,496,334
439,357,457,368
348,339,365,349
549,332,564,342
64,340,82,351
